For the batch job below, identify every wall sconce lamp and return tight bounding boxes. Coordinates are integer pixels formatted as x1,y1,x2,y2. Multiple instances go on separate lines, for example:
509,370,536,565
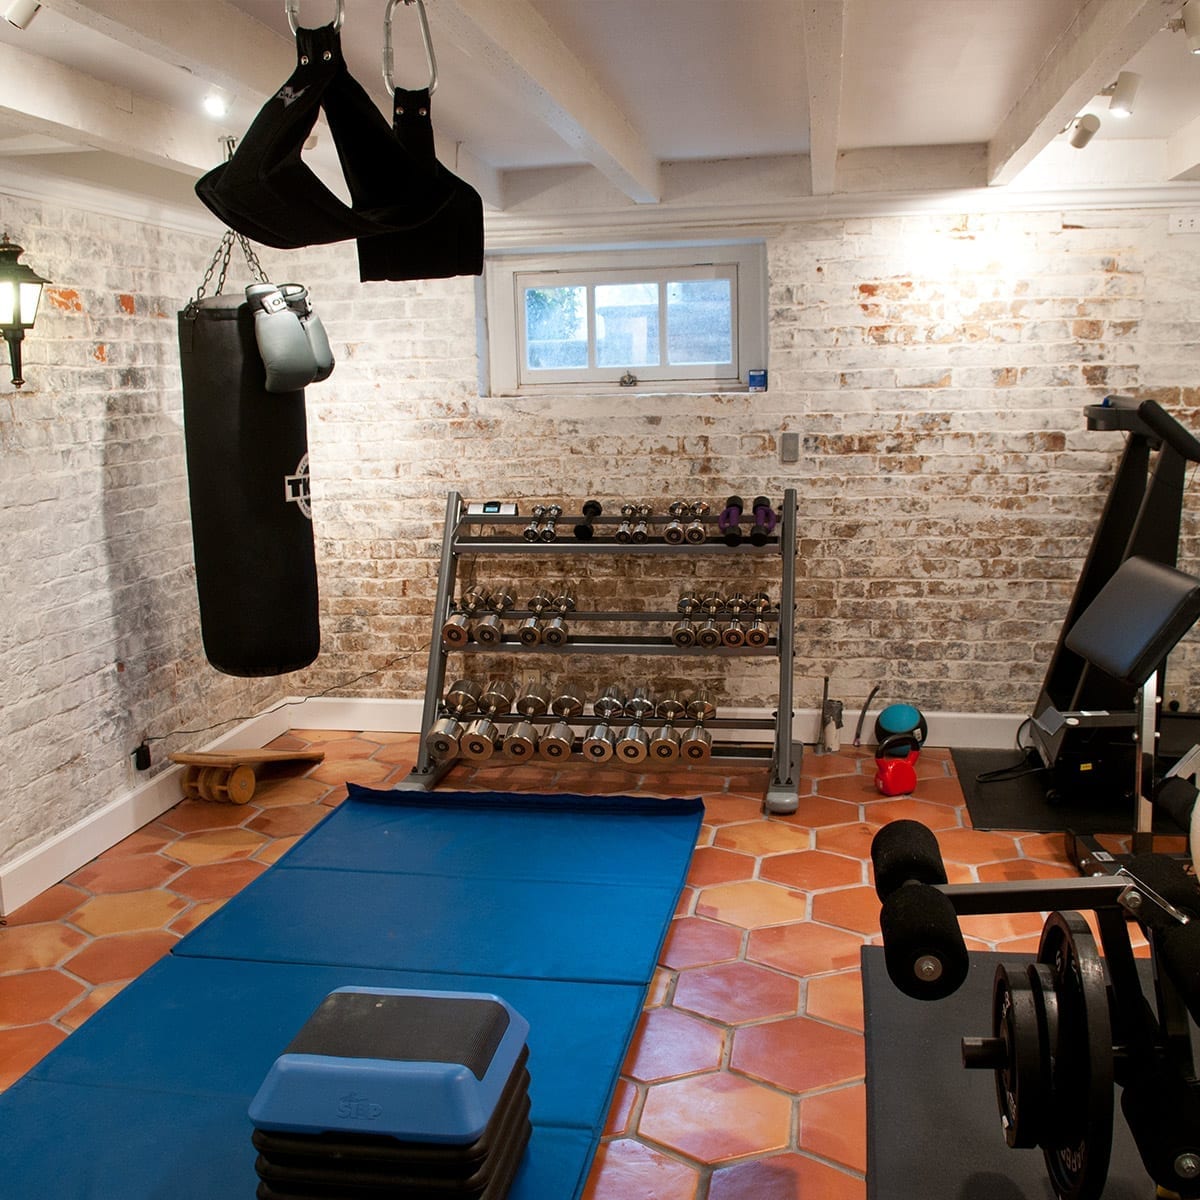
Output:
1068,114,1101,149
0,233,50,389
1102,70,1141,118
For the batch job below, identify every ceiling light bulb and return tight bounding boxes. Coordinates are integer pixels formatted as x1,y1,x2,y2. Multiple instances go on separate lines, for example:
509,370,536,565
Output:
1186,0,1200,53
202,89,230,119
1070,114,1101,149
1109,71,1140,118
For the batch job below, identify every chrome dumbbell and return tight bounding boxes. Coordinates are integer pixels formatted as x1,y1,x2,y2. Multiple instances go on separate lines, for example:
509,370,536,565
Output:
616,686,655,763
473,586,514,646
424,678,483,761
573,499,602,541
681,692,717,762
583,683,625,762
539,682,585,760
671,592,699,647
649,694,687,761
722,591,747,647
523,505,547,543
442,584,489,646
507,678,552,760
539,503,563,543
631,504,652,544
745,591,772,647
663,500,690,545
460,679,516,763
518,588,554,646
695,591,725,649
541,591,575,647
615,503,637,544
685,500,710,544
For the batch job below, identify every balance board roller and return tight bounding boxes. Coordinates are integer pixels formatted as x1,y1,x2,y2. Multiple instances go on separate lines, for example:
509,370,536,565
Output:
178,295,320,676
249,987,532,1199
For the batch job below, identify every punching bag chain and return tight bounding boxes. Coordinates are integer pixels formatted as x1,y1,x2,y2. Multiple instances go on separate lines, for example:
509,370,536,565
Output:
185,229,270,316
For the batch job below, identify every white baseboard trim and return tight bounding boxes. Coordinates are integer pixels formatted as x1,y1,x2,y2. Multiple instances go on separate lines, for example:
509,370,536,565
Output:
0,697,1022,916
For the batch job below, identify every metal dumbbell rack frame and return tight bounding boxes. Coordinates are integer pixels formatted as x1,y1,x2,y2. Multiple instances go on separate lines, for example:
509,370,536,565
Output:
404,489,800,813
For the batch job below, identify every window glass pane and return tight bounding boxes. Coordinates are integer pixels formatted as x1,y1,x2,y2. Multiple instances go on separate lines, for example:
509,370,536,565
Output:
667,278,732,365
595,282,659,367
525,285,587,369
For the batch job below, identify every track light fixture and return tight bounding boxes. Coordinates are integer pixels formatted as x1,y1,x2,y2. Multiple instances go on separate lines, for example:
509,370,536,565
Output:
1105,70,1140,119
1069,114,1101,149
3,0,41,28
1185,0,1200,53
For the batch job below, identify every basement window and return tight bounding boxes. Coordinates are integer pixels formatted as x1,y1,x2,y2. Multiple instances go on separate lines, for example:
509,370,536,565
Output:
484,243,767,395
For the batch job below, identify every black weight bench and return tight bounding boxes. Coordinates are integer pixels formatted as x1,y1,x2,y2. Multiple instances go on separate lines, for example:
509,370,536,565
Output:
1051,555,1200,869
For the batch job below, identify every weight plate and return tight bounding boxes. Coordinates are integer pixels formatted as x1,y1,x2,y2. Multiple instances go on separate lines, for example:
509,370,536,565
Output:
991,962,1046,1149
1036,911,1114,1200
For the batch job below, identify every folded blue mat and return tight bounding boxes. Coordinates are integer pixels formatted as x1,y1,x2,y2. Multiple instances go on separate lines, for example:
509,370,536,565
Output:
1,787,703,1200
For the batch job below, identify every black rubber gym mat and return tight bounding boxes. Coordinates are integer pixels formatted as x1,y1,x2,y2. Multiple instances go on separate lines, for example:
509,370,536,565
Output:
863,945,1180,1200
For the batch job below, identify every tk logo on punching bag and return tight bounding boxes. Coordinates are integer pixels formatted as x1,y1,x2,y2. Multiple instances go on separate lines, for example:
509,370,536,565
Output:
285,453,312,520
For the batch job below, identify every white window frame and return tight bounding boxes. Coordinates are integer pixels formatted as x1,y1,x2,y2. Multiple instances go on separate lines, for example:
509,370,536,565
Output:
484,242,767,396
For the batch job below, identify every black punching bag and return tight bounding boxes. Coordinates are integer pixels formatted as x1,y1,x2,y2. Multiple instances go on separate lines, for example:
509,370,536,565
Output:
178,295,319,676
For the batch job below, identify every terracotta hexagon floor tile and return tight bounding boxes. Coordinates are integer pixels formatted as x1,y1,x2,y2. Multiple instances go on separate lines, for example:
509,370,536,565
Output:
673,960,800,1024
581,1137,700,1200
708,1150,866,1200
711,821,812,856
246,804,330,839
65,930,178,985
249,777,331,808
254,836,301,866
623,1007,725,1082
747,920,866,977
731,1014,864,1093
59,980,128,1031
860,795,961,830
2,884,87,926
759,849,863,891
312,738,379,760
695,880,807,928
70,889,188,936
0,921,89,971
934,827,1031,866
0,969,87,1025
1016,832,1075,865
170,861,267,901
602,1080,639,1137
288,729,358,743
167,827,269,866
788,794,862,828
914,775,969,806
0,1024,67,1089
810,886,884,936
977,859,1079,883
638,1072,792,1163
687,846,757,886
659,917,743,970
803,754,866,780
813,774,883,805
97,822,176,859
68,854,181,894
697,794,768,825
308,758,395,787
159,800,252,834
798,1082,867,1171
805,969,865,1031
957,909,1049,945
168,898,227,937
817,822,882,859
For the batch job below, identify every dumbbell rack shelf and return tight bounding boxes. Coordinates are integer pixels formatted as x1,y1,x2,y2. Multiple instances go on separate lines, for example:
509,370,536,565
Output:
403,489,800,814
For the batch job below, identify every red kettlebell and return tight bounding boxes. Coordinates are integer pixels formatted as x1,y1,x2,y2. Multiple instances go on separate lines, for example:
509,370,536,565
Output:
874,733,921,797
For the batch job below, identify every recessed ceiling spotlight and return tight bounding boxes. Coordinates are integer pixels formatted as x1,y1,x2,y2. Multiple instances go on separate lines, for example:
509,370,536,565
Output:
3,0,42,29
1108,70,1140,119
1069,114,1101,149
202,88,232,119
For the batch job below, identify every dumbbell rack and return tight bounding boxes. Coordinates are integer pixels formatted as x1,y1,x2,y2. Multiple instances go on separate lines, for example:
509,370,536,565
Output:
403,489,800,814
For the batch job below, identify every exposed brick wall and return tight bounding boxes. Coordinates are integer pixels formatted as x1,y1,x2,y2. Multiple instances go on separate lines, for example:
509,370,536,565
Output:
4,192,1200,871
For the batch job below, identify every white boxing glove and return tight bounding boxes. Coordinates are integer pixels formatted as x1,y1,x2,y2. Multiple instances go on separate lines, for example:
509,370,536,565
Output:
281,284,335,384
245,283,318,393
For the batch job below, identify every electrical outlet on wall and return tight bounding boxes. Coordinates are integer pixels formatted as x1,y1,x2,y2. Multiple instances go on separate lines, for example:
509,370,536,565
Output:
1168,213,1200,234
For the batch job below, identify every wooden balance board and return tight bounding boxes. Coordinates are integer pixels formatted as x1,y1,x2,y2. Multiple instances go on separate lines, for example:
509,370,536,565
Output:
169,749,326,805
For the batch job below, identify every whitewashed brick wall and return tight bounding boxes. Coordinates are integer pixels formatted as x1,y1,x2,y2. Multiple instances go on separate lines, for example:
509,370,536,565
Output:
4,191,1200,875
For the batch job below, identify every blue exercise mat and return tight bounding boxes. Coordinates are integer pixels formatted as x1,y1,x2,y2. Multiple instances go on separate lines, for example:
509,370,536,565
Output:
1,787,703,1200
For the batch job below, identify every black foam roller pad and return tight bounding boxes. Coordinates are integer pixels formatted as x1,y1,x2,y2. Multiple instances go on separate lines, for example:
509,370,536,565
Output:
879,883,968,1002
1124,853,1200,918
178,297,320,676
1158,921,1200,1026
872,819,949,900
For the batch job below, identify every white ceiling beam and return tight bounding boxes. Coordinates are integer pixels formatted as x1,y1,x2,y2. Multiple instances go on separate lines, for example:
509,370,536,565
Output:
803,0,846,196
1167,112,1200,181
0,133,95,156
0,40,229,175
988,0,1178,186
43,0,295,98
427,0,662,204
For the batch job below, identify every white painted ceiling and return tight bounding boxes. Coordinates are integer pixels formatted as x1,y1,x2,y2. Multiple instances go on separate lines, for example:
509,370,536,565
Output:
1,0,1200,229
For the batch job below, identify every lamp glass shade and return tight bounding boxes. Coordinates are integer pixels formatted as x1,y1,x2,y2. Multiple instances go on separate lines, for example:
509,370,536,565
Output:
0,236,49,329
